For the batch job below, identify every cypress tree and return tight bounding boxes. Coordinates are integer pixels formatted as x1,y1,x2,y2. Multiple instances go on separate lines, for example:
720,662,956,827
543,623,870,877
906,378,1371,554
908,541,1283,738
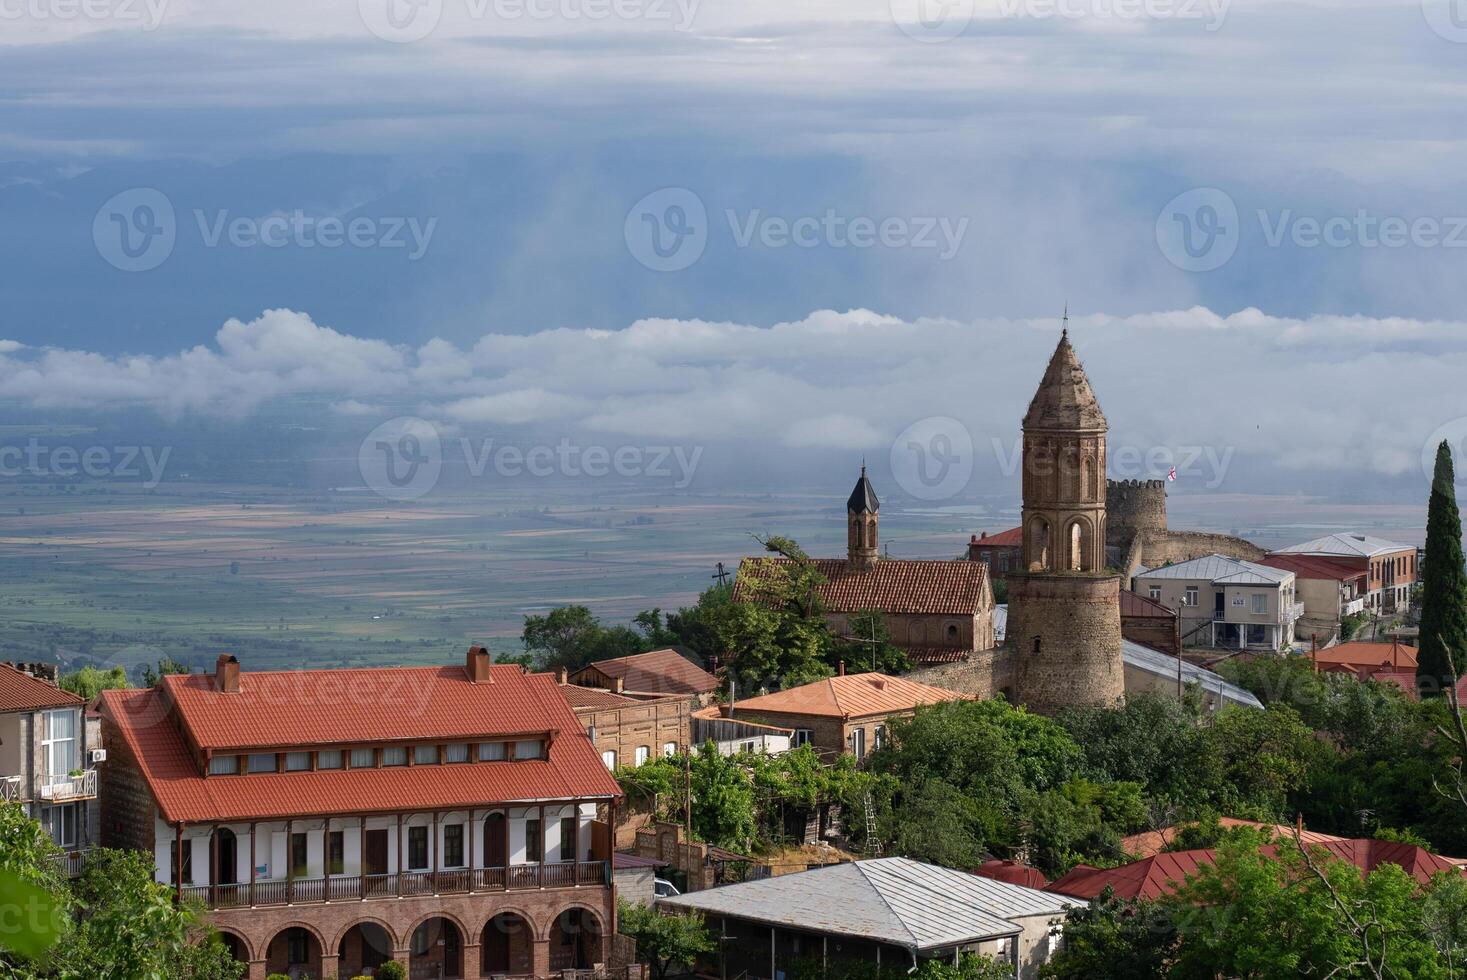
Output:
1417,440,1467,696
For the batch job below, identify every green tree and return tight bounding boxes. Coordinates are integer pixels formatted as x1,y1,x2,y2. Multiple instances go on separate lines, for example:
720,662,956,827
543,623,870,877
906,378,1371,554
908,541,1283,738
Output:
520,605,647,672
1419,440,1467,696
618,901,716,980
828,610,910,676
142,657,189,688
58,666,129,701
1039,890,1177,979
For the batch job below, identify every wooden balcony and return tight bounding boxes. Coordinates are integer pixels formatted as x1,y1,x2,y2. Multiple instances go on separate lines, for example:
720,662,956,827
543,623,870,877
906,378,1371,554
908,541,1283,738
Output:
180,860,611,911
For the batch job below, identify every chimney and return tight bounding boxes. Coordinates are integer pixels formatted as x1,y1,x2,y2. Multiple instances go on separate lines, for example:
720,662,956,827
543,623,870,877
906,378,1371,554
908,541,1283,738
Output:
215,654,240,694
557,667,569,685
838,661,846,677
611,676,625,694
466,645,493,684
720,702,733,718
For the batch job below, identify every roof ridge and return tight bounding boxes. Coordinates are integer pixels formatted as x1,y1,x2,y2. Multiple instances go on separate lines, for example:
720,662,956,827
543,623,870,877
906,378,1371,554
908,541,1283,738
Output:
854,859,923,948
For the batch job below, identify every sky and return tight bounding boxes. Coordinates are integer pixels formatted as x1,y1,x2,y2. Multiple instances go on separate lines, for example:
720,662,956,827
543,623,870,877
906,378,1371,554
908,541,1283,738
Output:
1,0,1465,498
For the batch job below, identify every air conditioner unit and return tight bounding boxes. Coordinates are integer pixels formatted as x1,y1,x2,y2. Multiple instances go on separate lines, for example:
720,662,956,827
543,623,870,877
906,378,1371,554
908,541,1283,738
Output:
89,749,107,764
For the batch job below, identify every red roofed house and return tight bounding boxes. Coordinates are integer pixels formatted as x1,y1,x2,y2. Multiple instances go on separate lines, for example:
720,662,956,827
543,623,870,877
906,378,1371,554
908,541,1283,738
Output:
718,668,969,761
1047,838,1464,902
0,663,101,872
735,468,996,667
967,528,1023,584
567,648,718,701
96,647,623,980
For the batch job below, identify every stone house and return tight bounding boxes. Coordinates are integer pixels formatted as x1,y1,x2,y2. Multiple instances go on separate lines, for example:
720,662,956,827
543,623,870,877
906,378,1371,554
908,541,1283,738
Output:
553,681,690,771
567,648,718,702
96,648,622,980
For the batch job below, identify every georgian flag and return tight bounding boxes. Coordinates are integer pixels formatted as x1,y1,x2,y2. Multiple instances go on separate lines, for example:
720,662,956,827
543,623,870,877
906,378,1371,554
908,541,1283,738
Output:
1167,467,1177,481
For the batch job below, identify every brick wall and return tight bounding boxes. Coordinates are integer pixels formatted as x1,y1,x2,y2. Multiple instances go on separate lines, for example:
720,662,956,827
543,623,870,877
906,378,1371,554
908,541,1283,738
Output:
581,697,689,770
98,719,157,855
1121,614,1180,655
906,648,1018,701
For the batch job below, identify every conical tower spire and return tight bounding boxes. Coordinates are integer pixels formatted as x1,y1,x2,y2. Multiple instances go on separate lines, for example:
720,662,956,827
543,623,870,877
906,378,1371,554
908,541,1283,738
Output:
1022,330,1106,432
846,462,879,514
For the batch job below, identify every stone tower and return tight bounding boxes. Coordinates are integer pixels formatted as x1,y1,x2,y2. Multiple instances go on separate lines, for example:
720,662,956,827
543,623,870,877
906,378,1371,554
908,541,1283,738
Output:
1009,330,1126,713
846,464,879,572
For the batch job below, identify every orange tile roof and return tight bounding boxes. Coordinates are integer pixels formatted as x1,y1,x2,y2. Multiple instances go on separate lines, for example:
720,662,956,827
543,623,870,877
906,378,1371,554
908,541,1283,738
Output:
1120,818,1346,860
571,648,717,696
1312,641,1417,671
97,666,621,825
554,684,642,710
160,663,564,752
1048,838,1465,901
735,557,990,616
0,663,82,713
728,672,968,720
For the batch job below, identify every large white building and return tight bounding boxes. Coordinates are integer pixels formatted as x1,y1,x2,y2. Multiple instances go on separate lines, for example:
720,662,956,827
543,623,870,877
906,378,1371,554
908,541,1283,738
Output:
1135,554,1303,652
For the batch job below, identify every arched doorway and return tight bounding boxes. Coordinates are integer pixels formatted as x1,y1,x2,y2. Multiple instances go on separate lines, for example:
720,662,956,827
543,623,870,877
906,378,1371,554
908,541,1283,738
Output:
1028,518,1051,571
481,912,532,975
549,908,603,972
484,812,507,867
339,922,394,978
217,931,248,969
212,827,237,885
410,917,462,979
266,926,321,980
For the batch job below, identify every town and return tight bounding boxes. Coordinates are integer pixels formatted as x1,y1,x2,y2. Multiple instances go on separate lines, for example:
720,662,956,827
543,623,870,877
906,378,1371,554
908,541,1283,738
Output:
3,330,1461,979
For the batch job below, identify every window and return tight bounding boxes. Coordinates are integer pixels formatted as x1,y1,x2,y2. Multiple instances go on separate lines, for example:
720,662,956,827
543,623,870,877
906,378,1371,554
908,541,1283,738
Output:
291,832,308,877
1149,586,1162,601
444,824,464,867
874,725,887,751
1250,593,1267,615
480,742,507,761
852,728,866,761
208,755,240,775
284,751,311,771
793,729,813,748
317,750,343,770
328,831,345,875
601,750,617,769
247,753,277,774
413,744,439,765
170,837,192,884
287,929,310,966
514,739,545,760
662,742,677,757
634,745,649,767
560,816,578,862
525,818,543,863
382,747,408,767
349,748,375,768
445,743,470,763
408,826,428,870
946,624,959,642
42,710,77,778
999,554,1011,573
1183,587,1199,607
43,804,77,849
740,741,756,754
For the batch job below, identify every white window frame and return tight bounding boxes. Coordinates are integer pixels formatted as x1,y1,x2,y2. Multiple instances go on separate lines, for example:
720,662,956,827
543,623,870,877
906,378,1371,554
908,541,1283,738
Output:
634,746,650,767
44,803,78,849
42,709,78,779
1250,593,1267,615
1183,586,1199,608
662,742,677,757
1148,586,1162,602
851,728,866,761
793,729,813,748
601,750,617,770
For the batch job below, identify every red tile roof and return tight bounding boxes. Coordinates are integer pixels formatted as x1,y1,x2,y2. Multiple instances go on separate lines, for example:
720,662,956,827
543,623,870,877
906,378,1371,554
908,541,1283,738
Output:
554,684,642,710
728,672,968,720
97,664,621,824
1258,553,1368,584
1312,641,1417,672
571,649,718,696
1119,590,1178,620
159,663,566,752
735,557,990,616
972,860,1047,889
902,646,972,665
970,528,1023,548
1119,818,1346,860
1047,838,1465,901
0,663,82,713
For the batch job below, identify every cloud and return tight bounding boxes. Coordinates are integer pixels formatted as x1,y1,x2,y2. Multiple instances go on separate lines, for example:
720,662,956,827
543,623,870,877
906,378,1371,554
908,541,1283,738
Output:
0,306,1460,484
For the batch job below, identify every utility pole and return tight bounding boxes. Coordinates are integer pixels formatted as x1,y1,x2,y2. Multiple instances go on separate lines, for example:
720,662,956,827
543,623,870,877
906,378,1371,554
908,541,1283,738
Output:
711,562,730,587
684,747,693,839
840,616,881,672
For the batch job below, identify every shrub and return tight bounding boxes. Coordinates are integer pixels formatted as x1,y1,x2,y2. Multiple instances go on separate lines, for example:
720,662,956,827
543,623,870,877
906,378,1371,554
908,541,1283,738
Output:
376,962,408,980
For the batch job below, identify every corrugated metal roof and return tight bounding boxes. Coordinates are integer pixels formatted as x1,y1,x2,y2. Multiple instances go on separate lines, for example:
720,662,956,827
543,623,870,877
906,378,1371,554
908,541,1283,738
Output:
729,673,968,720
993,605,1008,643
1134,553,1292,586
1122,640,1263,709
1274,533,1415,559
659,858,1081,951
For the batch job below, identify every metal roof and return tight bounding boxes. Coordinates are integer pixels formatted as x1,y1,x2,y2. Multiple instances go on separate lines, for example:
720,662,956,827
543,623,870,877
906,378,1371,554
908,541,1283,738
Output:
847,466,879,514
658,858,1082,952
1274,532,1414,558
1134,553,1292,586
1122,640,1263,709
993,604,1008,643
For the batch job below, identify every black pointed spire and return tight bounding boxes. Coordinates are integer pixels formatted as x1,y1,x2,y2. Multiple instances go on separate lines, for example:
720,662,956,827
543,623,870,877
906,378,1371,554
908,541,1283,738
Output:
847,464,879,514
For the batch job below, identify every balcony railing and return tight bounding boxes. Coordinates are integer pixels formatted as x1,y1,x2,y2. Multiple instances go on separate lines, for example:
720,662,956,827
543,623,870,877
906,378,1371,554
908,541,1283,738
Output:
52,850,92,879
39,770,97,802
0,776,21,802
1286,601,1306,622
182,860,611,910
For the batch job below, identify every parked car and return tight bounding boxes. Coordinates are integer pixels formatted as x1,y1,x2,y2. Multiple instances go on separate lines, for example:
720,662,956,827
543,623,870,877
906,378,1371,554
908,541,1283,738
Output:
654,877,681,898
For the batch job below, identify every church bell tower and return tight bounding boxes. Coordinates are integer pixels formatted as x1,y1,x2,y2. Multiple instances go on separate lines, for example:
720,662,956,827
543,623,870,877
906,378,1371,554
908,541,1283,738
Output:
846,464,879,572
1008,326,1125,713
